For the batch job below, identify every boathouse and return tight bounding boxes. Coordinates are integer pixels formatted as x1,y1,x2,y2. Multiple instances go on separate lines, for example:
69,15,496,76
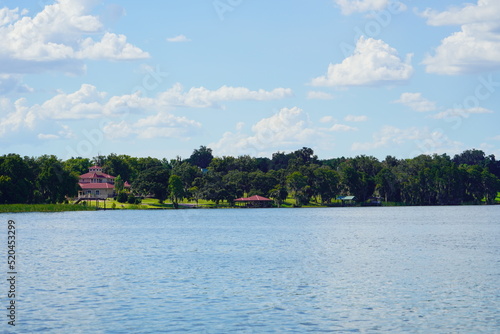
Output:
234,195,273,208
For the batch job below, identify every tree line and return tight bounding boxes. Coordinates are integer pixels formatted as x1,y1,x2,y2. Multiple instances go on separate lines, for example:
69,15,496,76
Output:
1,147,499,206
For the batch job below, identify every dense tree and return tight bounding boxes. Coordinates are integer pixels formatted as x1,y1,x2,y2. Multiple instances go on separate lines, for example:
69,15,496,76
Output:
0,154,33,204
269,185,288,207
270,151,290,171
286,171,309,206
249,170,278,197
0,148,498,206
103,154,134,183
171,162,201,193
34,155,79,203
168,175,184,209
375,167,399,202
132,166,170,203
189,146,213,169
453,149,486,166
114,175,125,193
339,165,368,201
200,171,229,206
313,167,339,204
63,157,92,175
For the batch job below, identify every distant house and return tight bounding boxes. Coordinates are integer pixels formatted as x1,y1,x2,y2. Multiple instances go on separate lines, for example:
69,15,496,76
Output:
78,166,126,199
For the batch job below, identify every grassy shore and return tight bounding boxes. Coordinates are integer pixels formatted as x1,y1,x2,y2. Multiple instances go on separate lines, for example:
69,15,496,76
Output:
0,203,98,213
3,192,499,213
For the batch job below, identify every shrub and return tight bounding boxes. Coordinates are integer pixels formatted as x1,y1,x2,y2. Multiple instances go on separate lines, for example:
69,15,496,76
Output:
117,191,128,203
127,194,137,204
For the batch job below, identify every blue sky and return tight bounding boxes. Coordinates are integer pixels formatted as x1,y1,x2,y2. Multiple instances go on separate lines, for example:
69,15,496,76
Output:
1,0,499,160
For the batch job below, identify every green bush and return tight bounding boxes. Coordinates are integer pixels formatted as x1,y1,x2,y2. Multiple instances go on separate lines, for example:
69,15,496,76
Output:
127,194,137,204
117,191,128,203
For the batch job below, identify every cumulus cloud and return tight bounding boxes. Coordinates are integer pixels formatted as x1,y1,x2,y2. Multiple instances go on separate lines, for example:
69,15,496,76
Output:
211,107,327,156
0,0,149,76
310,37,413,87
421,0,500,74
0,83,292,140
428,107,493,120
320,116,336,123
334,0,389,15
344,115,368,122
166,34,191,43
104,112,202,140
307,91,334,100
330,123,358,132
0,74,34,94
156,84,293,108
351,125,463,155
0,7,21,26
393,92,437,112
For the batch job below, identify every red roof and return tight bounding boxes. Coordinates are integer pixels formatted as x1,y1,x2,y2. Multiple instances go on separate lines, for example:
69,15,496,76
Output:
79,183,115,189
79,172,115,179
234,195,272,202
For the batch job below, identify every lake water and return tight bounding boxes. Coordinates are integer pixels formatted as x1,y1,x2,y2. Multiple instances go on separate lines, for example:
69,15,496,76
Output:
2,206,499,333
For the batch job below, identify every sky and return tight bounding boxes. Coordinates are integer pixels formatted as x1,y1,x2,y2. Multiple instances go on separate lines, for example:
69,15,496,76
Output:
1,0,499,161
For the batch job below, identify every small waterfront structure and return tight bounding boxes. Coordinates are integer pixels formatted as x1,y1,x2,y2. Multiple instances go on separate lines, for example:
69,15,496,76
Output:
337,195,357,206
234,195,273,208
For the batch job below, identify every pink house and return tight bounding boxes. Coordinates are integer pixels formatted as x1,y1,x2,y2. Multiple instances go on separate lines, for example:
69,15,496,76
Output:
78,166,117,199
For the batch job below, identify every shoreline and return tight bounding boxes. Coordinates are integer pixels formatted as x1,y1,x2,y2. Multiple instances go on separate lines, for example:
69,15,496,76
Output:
1,201,498,213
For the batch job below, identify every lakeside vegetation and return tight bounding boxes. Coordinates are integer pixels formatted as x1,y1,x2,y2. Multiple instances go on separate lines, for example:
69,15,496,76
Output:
1,147,500,212
0,203,97,213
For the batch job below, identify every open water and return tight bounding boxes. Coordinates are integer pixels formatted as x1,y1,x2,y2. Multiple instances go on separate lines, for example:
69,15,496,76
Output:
1,206,499,333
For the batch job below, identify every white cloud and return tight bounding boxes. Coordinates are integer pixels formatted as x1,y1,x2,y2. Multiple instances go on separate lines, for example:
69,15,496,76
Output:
334,0,389,15
156,84,293,108
421,1,500,74
351,125,463,155
320,116,336,123
393,92,437,112
311,37,413,87
166,34,191,43
0,7,21,26
330,124,358,132
0,74,34,94
307,91,334,100
38,133,59,140
0,0,149,76
344,115,368,122
421,0,499,26
77,32,149,60
211,107,328,156
428,107,493,120
104,112,202,140
0,83,292,140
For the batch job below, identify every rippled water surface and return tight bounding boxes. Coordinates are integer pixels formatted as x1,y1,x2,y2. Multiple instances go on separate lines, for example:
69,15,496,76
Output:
3,206,500,333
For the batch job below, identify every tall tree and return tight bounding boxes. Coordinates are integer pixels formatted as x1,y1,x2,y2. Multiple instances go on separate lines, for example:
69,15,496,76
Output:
35,155,78,203
313,167,339,204
286,171,309,205
169,175,184,209
132,166,170,203
189,146,214,169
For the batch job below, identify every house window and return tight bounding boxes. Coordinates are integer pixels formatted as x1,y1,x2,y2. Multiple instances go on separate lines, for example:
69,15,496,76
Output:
95,190,100,195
